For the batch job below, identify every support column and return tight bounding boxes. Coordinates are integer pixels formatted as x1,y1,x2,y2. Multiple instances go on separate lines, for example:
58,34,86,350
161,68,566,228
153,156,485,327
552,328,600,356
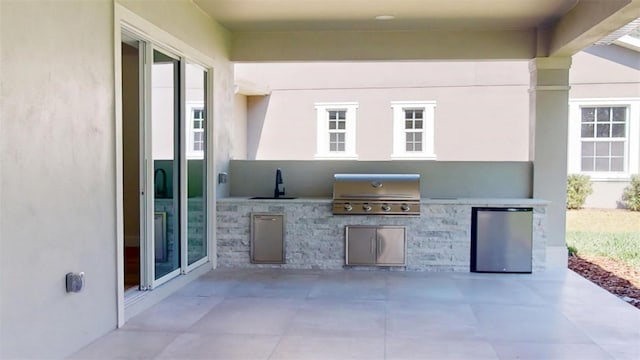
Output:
529,57,572,269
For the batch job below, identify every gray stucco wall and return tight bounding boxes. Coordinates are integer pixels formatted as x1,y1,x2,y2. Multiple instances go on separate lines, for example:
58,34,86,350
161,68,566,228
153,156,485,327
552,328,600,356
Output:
228,160,532,199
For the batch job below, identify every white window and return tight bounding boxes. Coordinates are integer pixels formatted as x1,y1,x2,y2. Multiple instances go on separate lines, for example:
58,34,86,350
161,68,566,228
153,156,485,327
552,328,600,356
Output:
568,99,639,180
314,102,358,159
187,103,205,158
192,108,205,151
391,101,436,160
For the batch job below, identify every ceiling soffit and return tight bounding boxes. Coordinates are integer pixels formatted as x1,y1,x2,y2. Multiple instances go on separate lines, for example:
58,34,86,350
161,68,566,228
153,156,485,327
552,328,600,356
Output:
194,0,579,32
193,0,640,61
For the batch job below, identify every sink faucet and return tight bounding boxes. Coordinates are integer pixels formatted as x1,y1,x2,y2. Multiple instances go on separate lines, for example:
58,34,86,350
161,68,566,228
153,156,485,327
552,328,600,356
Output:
274,168,285,198
154,168,168,198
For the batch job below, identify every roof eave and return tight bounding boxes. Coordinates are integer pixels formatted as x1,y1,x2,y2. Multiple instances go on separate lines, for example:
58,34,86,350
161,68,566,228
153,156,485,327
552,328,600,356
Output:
613,34,640,52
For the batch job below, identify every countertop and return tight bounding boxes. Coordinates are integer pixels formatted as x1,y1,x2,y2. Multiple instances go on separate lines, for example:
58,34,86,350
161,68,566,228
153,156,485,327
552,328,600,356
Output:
217,197,550,205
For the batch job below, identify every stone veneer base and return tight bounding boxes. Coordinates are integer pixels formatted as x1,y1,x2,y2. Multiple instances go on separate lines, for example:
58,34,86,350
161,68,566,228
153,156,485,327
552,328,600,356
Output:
216,198,548,272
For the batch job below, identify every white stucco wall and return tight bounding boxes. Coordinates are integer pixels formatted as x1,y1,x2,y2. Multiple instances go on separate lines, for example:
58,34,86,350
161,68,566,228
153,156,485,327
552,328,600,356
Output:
586,181,629,208
238,61,531,161
570,46,640,97
0,0,234,358
0,1,116,357
233,94,248,159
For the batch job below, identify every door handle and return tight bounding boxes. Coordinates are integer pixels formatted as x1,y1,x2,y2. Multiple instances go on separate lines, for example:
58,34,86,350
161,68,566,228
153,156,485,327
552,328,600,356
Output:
370,238,375,254
141,158,148,195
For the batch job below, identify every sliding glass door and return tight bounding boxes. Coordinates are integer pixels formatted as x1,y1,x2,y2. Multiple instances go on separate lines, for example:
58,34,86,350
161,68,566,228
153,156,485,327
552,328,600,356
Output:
122,28,211,292
185,63,208,268
149,49,181,283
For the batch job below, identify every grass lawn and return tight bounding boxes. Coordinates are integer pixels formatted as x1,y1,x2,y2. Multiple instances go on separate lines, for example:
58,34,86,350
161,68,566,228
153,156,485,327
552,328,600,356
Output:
566,209,640,270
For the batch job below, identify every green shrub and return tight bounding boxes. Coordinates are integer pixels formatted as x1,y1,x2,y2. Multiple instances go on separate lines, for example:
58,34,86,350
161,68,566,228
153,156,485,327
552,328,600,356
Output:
567,245,578,257
622,175,640,211
566,174,593,209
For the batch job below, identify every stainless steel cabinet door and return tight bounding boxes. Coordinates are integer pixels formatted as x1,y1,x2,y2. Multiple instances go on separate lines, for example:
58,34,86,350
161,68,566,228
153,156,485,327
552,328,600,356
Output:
376,227,406,265
251,214,284,264
346,227,377,265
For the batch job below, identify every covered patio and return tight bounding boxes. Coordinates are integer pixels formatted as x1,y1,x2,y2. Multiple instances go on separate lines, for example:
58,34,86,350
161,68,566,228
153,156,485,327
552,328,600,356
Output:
3,1,640,358
72,268,640,359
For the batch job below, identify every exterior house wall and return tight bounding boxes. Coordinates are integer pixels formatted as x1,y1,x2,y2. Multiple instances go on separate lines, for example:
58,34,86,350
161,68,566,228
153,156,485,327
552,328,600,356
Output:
233,94,248,159
569,46,640,208
0,1,117,358
238,61,531,161
0,0,233,358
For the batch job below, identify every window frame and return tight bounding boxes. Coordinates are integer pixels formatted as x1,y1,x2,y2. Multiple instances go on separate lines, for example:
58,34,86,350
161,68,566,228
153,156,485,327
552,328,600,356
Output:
390,101,437,160
186,102,205,159
568,98,639,181
314,102,358,159
116,2,215,328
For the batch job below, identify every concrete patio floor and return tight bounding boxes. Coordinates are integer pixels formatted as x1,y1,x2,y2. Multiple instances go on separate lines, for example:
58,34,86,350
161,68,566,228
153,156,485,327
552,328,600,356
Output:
71,268,640,360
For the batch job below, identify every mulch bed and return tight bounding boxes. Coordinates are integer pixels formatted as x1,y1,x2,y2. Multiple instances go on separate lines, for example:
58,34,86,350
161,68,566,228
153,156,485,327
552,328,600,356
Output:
568,255,640,310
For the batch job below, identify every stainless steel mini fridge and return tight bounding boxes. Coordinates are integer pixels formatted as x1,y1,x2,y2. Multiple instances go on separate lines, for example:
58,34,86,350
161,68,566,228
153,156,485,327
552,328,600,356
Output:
471,207,533,273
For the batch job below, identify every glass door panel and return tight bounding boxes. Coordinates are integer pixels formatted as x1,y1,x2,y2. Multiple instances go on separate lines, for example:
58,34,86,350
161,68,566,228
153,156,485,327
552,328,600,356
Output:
121,33,144,292
151,49,180,281
186,63,207,266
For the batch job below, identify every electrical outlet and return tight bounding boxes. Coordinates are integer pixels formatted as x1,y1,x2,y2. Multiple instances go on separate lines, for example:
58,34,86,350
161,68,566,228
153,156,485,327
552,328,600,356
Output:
218,172,228,184
66,272,84,293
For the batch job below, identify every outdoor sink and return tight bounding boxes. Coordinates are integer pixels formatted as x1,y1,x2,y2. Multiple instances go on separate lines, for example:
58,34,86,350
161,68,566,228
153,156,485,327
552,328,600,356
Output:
249,196,297,200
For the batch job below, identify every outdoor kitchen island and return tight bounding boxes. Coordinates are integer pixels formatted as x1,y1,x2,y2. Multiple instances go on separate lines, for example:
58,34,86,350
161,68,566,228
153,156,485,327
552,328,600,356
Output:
216,197,549,272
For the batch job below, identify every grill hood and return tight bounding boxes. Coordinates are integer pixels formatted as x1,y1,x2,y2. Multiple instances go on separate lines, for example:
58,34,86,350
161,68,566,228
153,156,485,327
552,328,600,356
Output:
333,174,420,215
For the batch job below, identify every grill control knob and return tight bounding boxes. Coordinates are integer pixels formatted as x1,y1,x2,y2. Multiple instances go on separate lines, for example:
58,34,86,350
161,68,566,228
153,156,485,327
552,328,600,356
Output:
344,203,353,212
381,204,391,212
362,204,372,212
401,203,411,212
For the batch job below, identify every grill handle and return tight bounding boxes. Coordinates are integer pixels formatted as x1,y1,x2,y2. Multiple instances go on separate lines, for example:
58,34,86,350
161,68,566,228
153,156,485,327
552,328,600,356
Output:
336,194,417,199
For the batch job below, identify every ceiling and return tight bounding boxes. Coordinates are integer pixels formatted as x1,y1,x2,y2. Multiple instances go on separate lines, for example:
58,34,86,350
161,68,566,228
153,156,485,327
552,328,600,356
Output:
192,0,640,61
194,0,580,32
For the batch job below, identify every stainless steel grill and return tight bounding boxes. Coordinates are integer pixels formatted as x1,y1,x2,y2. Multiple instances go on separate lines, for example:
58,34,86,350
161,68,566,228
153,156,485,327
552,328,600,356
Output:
332,174,420,215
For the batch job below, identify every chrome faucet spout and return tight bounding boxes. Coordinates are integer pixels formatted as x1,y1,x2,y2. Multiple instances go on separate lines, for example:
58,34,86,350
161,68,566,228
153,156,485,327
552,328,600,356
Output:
274,168,285,198
154,168,168,198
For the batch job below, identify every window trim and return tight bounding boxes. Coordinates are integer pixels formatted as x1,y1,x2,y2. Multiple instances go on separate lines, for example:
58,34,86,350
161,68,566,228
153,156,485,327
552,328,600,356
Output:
390,101,437,160
314,102,358,160
568,98,639,180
